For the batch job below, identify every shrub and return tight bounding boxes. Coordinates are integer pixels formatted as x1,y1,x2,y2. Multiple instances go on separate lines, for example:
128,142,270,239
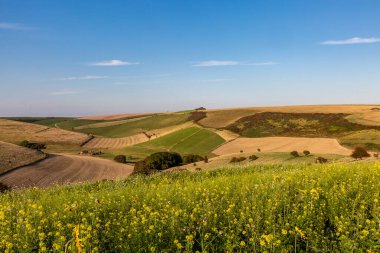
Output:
182,154,204,164
132,161,155,175
257,148,261,152
351,147,370,159
20,140,46,151
230,157,246,163
114,155,127,163
189,111,207,122
249,155,259,161
240,150,243,153
374,153,379,158
303,150,311,156
204,156,209,163
315,157,328,164
145,152,183,171
290,151,299,157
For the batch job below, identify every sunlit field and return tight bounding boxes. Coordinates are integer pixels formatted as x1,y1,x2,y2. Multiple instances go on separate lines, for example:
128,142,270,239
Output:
1,162,379,252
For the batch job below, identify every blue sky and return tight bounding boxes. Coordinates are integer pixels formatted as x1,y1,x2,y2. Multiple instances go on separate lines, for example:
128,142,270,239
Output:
1,0,380,116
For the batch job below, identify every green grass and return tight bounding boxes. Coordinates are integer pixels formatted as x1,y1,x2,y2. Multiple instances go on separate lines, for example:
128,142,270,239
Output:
32,118,74,127
118,126,225,160
178,152,345,171
2,117,72,125
55,119,100,130
77,113,191,137
339,129,380,151
1,162,380,252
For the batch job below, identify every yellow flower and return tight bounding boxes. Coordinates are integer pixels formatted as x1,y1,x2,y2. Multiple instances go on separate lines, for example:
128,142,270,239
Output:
240,241,246,247
282,229,288,235
295,226,306,239
186,235,194,242
74,225,83,253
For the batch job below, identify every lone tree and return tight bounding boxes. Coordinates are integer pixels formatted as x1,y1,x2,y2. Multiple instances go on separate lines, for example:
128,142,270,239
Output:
114,155,127,163
351,147,370,159
303,150,311,156
290,151,300,157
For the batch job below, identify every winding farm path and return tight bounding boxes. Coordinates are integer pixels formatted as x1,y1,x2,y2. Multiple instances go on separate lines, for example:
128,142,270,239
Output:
0,154,134,188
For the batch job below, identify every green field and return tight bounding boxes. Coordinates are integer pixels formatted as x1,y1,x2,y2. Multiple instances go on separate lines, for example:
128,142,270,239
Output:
339,129,380,151
1,162,379,252
118,126,225,160
77,113,191,137
2,117,71,125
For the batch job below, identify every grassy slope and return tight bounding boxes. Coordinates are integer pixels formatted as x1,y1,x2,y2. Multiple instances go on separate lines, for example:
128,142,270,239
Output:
116,126,225,160
77,113,191,137
339,130,380,150
227,112,380,138
199,109,257,128
1,162,379,252
176,152,345,170
55,119,100,130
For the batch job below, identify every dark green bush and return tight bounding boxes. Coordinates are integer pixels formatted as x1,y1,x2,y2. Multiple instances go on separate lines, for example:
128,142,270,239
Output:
249,155,259,161
303,150,311,156
144,152,183,171
133,152,183,175
189,111,207,122
182,154,204,164
114,155,127,163
133,161,156,175
230,157,247,163
20,140,46,150
290,151,300,157
351,147,370,159
315,157,328,164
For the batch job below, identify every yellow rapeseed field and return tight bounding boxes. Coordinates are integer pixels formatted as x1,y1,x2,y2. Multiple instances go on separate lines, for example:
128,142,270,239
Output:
0,162,380,252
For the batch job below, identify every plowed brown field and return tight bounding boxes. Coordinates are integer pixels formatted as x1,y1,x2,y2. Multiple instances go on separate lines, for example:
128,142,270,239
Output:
0,119,90,145
84,133,149,149
0,154,133,188
84,122,195,149
213,137,352,156
0,141,46,174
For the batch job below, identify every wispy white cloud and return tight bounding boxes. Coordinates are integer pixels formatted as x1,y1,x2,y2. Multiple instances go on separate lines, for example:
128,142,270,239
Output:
90,60,140,66
50,90,80,96
193,60,239,67
58,75,108,81
193,60,278,67
321,37,380,45
0,22,35,31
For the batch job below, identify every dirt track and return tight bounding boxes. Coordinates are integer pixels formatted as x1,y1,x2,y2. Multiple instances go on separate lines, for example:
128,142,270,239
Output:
0,154,134,188
213,137,352,156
